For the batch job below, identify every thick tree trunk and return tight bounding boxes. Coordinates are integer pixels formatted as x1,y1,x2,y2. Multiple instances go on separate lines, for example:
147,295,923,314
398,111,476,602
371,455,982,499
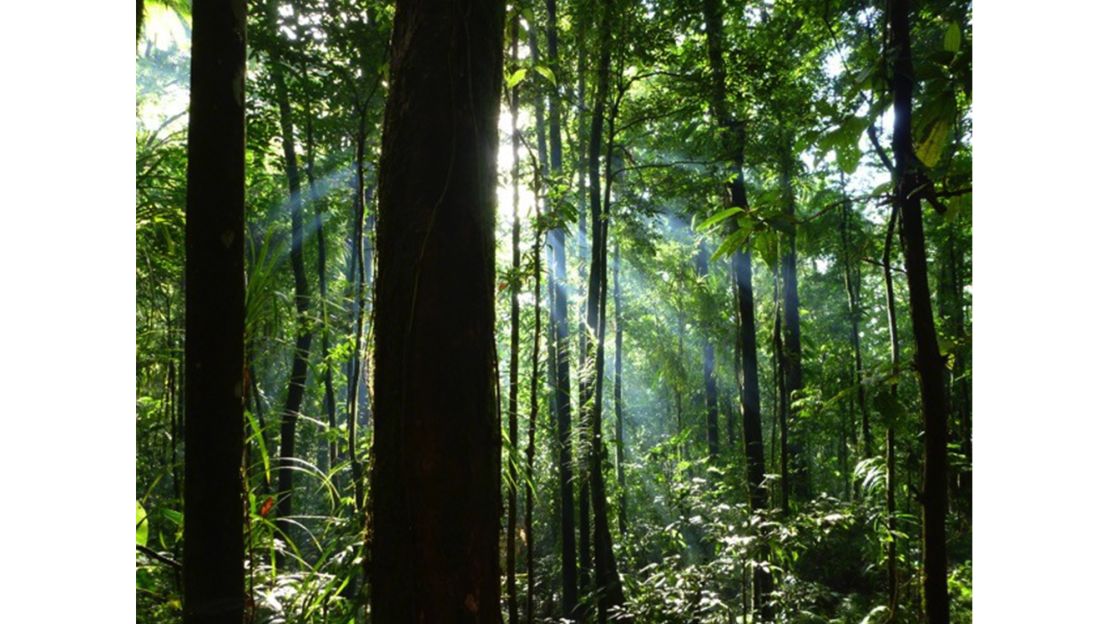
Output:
506,18,522,624
269,3,314,547
696,241,720,459
888,1,950,621
182,1,246,621
368,0,505,621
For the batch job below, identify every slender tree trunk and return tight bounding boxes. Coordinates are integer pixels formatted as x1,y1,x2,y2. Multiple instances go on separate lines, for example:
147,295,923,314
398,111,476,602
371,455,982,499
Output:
613,243,627,537
584,2,625,617
773,271,789,515
305,100,338,472
889,1,950,621
526,153,544,624
700,0,769,612
882,204,901,619
543,0,579,613
368,0,505,620
269,3,314,549
696,241,720,459
506,18,522,624
346,119,368,512
778,149,807,502
841,204,870,459
182,1,246,620
575,13,592,613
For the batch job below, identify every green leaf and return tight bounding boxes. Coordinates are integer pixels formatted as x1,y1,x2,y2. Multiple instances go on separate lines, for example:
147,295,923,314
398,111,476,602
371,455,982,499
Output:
697,207,742,232
915,118,950,168
507,68,528,89
943,22,961,53
534,64,555,85
136,501,149,547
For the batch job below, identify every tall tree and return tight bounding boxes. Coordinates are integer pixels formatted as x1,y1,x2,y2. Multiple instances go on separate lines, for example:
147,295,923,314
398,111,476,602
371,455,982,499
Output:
506,14,522,624
367,0,506,620
840,202,871,459
695,241,720,459
778,145,807,503
267,0,314,546
701,0,770,612
888,0,950,621
543,0,579,614
182,1,246,621
613,242,627,536
583,0,625,618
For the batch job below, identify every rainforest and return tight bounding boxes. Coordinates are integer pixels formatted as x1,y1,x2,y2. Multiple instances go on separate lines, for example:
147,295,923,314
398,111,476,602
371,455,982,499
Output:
135,0,972,622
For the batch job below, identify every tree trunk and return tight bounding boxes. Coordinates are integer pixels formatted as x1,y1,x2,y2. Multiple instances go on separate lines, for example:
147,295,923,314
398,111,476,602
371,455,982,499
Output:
778,149,807,502
506,17,522,624
888,0,950,621
346,119,369,512
696,241,720,459
584,2,625,618
700,0,769,612
841,204,870,459
526,132,545,624
182,1,246,620
368,0,505,620
881,203,902,619
543,0,579,614
613,243,627,537
575,12,592,612
773,270,789,515
268,3,314,548
305,97,338,473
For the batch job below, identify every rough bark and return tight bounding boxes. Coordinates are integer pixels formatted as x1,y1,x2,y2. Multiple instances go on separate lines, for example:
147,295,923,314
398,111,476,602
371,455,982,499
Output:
182,1,246,620
367,0,505,621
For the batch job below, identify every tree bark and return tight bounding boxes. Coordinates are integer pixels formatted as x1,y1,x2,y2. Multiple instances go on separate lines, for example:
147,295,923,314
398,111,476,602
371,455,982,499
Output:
696,241,720,459
368,0,505,621
778,149,807,502
543,0,579,614
881,203,901,619
268,2,314,548
613,243,627,537
584,1,625,618
841,204,870,459
700,0,769,612
506,17,522,624
182,1,246,621
888,0,950,621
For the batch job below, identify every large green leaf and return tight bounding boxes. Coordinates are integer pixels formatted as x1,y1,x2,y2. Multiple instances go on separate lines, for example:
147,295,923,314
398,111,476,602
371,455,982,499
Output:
944,22,962,53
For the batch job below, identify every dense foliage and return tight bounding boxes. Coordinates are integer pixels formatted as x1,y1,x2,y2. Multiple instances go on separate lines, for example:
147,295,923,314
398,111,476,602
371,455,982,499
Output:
136,0,971,621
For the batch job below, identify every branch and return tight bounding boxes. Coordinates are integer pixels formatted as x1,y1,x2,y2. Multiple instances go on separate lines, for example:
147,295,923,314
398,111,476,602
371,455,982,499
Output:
136,544,182,570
